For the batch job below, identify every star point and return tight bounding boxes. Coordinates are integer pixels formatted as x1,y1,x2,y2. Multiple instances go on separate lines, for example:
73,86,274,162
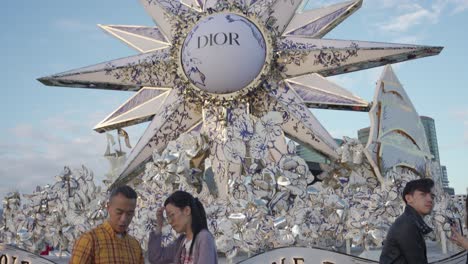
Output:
39,0,443,188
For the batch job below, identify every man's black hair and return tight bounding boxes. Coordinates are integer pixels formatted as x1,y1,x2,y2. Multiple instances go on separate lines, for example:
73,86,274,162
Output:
109,185,138,200
402,178,434,204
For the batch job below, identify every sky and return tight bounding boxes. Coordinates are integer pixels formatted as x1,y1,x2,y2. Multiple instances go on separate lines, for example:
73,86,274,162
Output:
1,0,467,204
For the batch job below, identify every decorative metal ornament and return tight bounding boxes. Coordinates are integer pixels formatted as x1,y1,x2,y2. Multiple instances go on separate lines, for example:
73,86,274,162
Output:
20,0,462,261
365,65,433,179
38,0,442,188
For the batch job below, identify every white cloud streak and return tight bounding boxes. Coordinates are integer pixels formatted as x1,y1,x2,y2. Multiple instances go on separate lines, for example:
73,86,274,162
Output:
362,1,467,36
53,18,97,33
52,18,106,41
442,0,468,14
377,3,440,33
451,109,468,144
0,105,147,204
0,112,144,204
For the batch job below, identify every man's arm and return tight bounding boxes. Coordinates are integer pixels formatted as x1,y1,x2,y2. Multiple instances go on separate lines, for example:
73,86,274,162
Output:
69,232,94,264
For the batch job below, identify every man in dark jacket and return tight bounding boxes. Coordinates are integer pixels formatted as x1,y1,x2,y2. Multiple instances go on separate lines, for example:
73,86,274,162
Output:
379,178,435,264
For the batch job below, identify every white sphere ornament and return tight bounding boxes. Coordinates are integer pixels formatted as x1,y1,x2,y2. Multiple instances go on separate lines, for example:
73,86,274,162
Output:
181,13,266,95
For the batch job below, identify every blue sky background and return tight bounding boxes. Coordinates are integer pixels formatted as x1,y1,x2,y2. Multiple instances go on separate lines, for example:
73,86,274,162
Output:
1,0,467,203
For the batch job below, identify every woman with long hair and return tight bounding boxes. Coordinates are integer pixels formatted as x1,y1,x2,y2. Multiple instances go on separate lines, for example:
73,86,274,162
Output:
451,196,468,263
148,190,218,264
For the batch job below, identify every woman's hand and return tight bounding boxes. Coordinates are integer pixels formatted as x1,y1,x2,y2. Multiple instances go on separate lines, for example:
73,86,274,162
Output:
155,207,165,233
451,226,468,250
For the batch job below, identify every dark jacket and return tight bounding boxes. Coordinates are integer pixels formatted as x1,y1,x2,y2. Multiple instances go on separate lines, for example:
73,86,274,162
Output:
379,206,433,264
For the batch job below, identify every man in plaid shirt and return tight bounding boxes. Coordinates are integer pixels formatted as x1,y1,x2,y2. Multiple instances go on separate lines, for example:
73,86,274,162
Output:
70,185,144,264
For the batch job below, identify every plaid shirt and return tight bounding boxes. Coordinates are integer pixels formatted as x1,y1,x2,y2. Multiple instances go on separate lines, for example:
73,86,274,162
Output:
69,221,144,264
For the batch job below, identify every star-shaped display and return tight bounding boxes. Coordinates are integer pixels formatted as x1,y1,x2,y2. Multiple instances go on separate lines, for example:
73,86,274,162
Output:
39,0,442,190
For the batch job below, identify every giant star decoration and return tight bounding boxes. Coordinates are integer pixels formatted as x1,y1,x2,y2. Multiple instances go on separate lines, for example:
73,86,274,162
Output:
39,0,442,195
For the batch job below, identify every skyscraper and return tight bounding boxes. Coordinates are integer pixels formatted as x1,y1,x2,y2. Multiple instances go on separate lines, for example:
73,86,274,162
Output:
296,144,329,164
441,165,449,188
441,165,455,194
296,139,344,175
357,127,370,145
419,116,447,189
420,116,440,162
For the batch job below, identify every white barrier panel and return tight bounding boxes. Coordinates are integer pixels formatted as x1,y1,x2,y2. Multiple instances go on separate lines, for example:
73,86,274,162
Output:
0,244,55,264
236,247,467,264
237,247,377,264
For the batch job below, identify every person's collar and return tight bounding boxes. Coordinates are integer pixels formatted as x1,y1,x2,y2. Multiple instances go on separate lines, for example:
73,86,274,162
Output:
405,205,433,235
104,221,127,237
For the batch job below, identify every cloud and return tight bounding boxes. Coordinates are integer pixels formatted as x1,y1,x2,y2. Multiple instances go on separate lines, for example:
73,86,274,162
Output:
53,18,97,33
1,108,147,205
307,0,468,24
450,109,468,144
377,4,440,33
52,18,106,41
391,34,424,44
453,1,468,13
0,113,112,204
327,66,385,101
305,0,468,39
9,123,61,145
452,110,468,122
441,0,468,14
364,1,468,37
